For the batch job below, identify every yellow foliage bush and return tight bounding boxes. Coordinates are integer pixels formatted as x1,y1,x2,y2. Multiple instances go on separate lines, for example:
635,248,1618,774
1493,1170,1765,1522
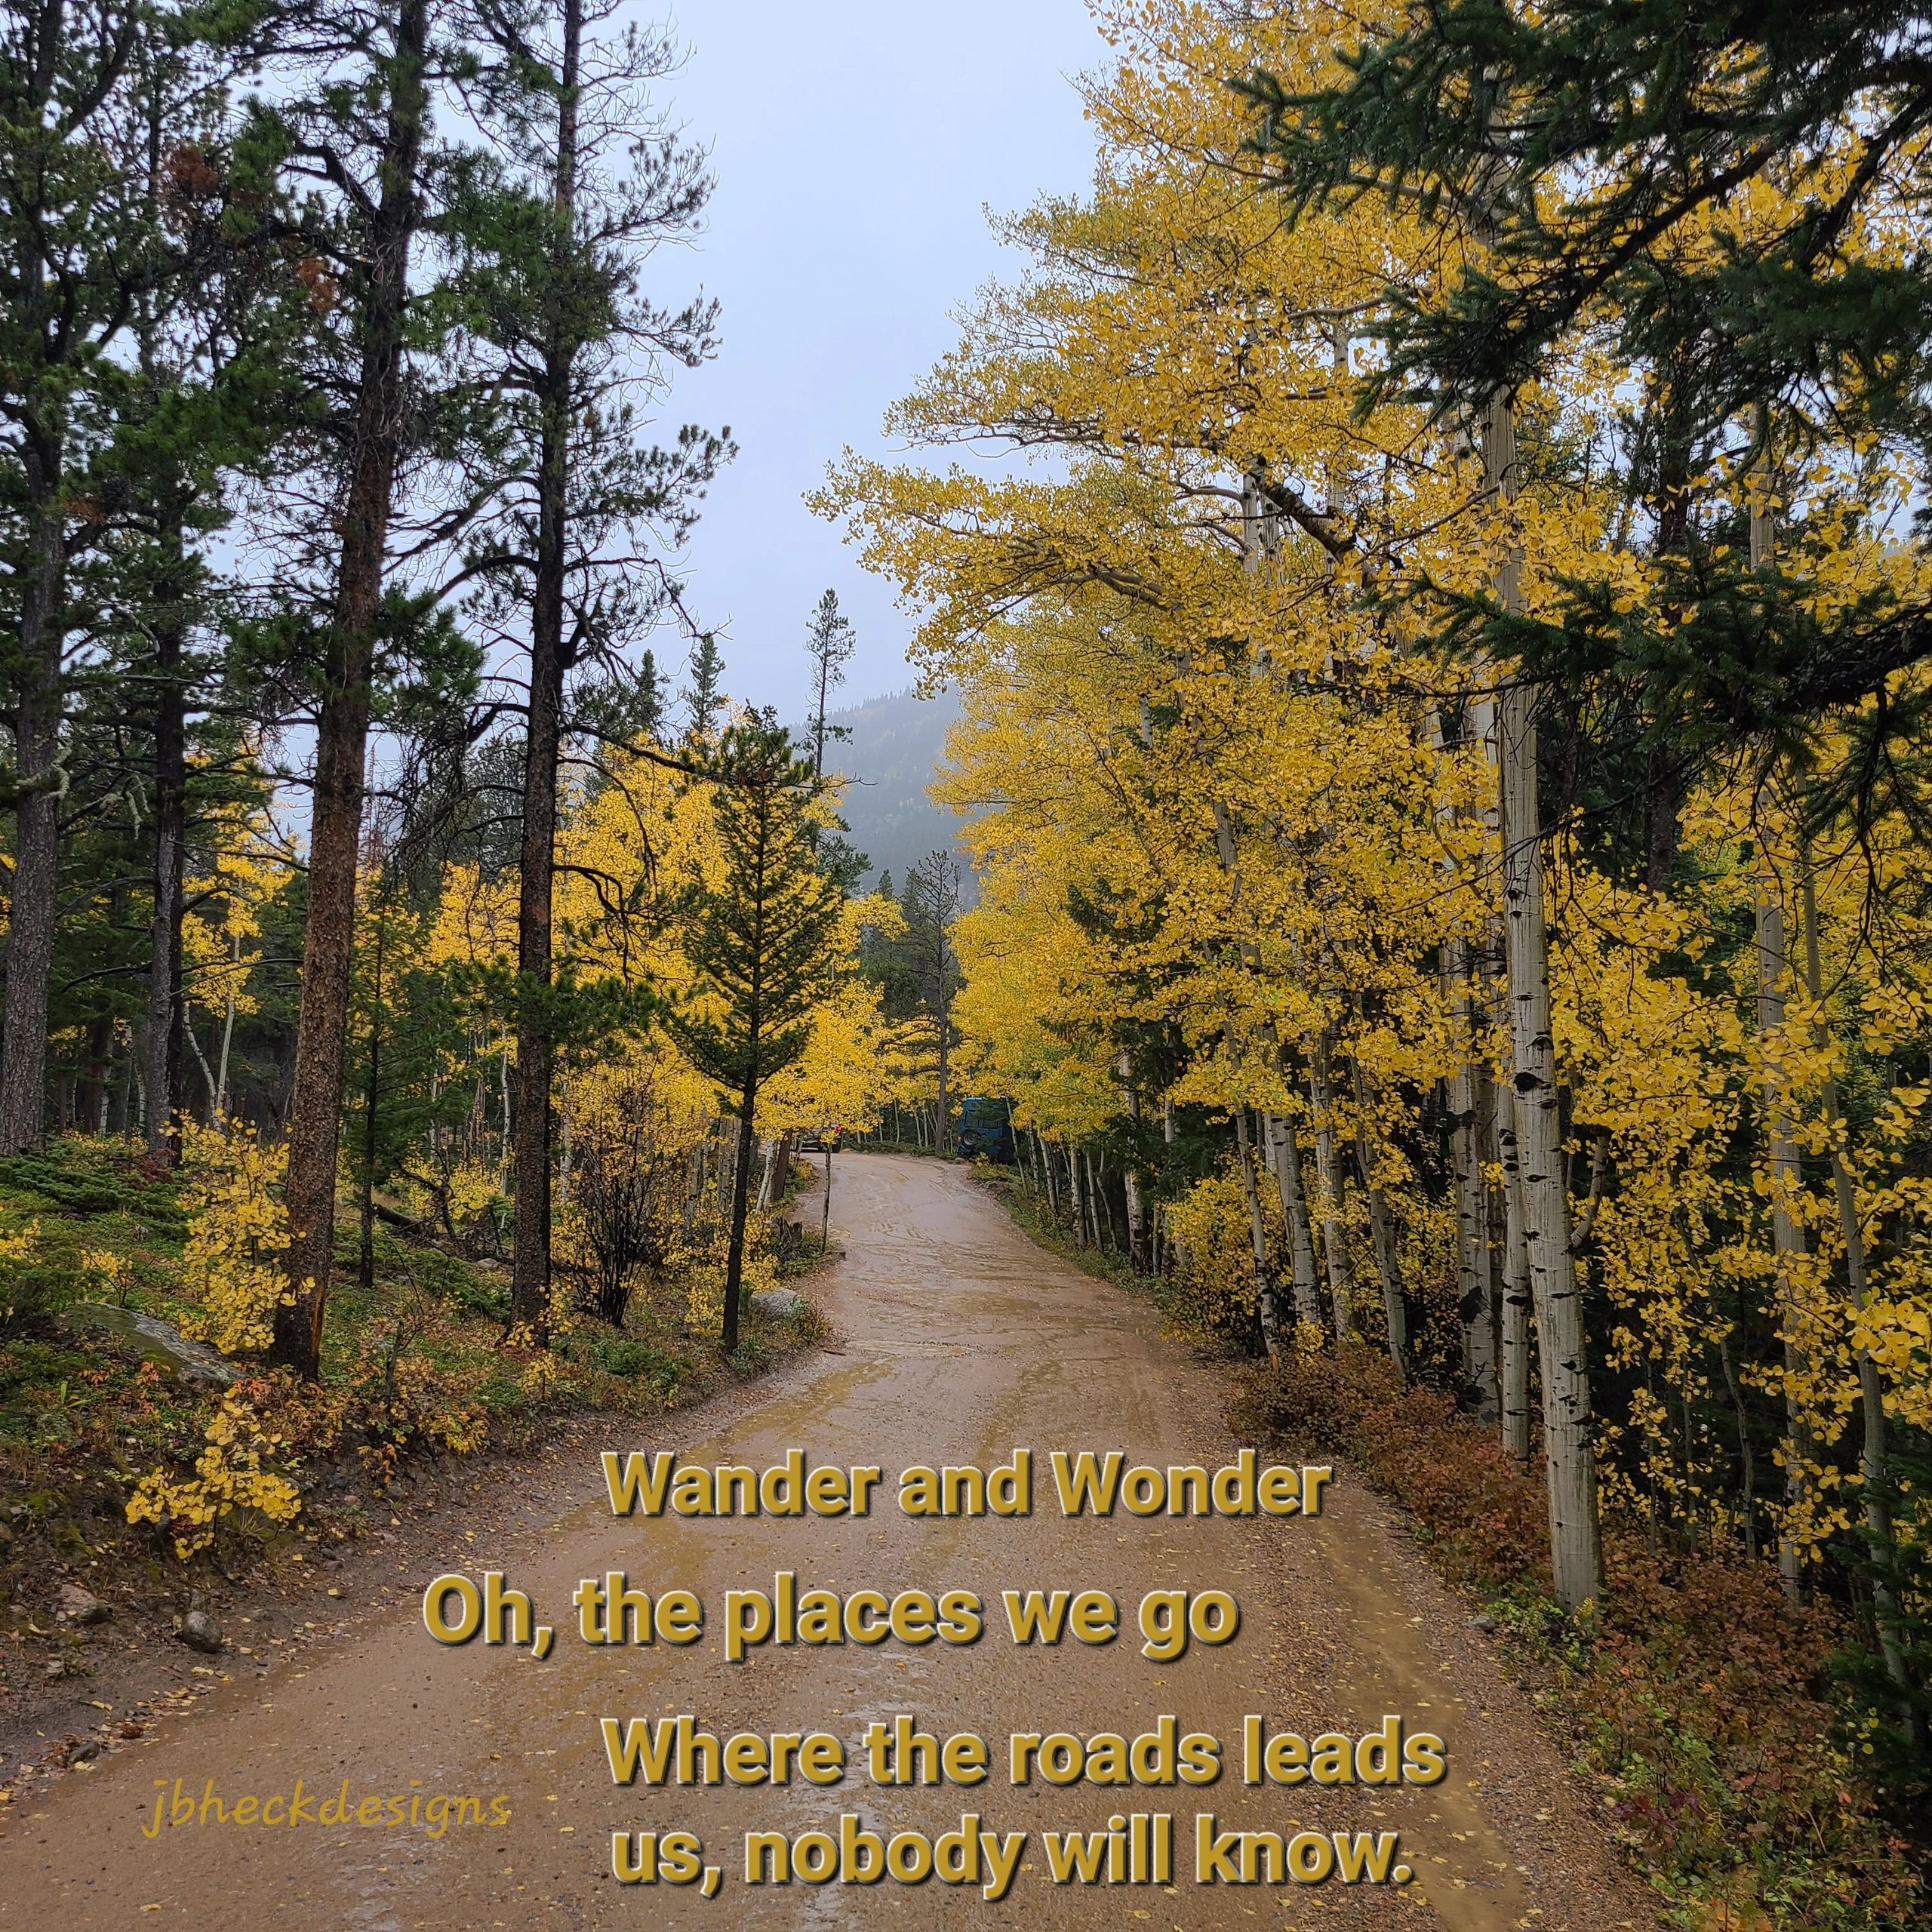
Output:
175,1118,292,1355
127,1388,304,1557
1165,1167,1268,1343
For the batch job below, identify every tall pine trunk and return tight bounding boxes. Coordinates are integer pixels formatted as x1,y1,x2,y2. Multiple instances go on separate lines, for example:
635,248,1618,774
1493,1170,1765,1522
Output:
721,1067,755,1353
0,481,66,1154
145,526,189,1156
510,0,582,1339
274,0,430,1377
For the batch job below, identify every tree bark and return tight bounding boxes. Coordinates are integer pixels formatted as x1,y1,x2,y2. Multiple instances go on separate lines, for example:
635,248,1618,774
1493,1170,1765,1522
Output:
1309,1026,1354,1336
1746,465,1812,1601
510,0,583,1340
1349,1048,1407,1382
78,1014,114,1134
1500,679,1601,1611
1448,966,1500,1419
358,887,386,1290
721,1066,755,1353
0,481,66,1154
1799,869,1915,1719
1235,1107,1281,1356
1496,1078,1534,1463
1118,1049,1147,1271
274,0,430,1377
144,525,189,1158
1263,1108,1322,1327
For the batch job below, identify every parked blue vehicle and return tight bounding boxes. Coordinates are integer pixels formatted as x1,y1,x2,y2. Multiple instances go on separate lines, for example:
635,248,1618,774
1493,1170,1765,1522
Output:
956,1095,1017,1163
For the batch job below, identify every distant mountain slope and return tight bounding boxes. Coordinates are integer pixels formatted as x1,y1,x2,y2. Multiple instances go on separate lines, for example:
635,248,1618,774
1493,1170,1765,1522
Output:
814,685,970,895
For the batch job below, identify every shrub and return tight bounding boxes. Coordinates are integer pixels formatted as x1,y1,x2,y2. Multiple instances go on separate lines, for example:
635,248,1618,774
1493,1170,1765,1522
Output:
592,1337,671,1380
174,1119,291,1355
1232,1348,1923,1929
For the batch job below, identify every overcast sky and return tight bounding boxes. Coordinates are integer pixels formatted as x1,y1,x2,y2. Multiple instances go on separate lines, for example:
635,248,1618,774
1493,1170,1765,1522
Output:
657,0,1106,720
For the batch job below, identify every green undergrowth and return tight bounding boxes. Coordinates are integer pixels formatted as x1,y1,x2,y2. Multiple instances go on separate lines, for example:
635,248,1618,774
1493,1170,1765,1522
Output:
0,1137,821,1686
1230,1348,1925,1932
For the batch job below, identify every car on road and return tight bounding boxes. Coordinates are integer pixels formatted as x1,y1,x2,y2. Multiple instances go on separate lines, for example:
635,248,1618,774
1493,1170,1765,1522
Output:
956,1096,1017,1163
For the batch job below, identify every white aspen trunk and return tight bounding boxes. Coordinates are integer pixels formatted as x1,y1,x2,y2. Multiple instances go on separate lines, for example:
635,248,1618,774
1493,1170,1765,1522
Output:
1263,1110,1323,1327
1447,1005,1500,1418
1349,1044,1408,1381
1161,1102,1186,1278
1493,384,1601,1613
1091,1150,1114,1251
1800,869,1912,1708
1118,1050,1147,1272
1309,1028,1355,1336
186,1017,219,1112
1235,1107,1281,1356
216,931,241,1116
1756,858,1811,1599
1423,698,1500,1412
1747,463,1812,1603
1500,678,1601,1611
1496,1076,1534,1463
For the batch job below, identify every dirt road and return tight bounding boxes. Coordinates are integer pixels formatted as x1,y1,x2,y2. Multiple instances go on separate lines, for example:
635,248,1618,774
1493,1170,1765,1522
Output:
0,1153,1651,1930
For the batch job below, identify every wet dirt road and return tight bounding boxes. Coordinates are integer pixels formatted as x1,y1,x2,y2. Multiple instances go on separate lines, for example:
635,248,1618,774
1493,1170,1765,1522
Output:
0,1153,1651,1930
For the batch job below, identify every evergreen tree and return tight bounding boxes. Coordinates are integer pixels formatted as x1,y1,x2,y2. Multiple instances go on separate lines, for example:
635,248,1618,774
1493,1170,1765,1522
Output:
1238,1,1932,826
681,631,725,742
257,0,485,1378
0,0,234,1151
666,718,846,1351
454,0,727,1337
804,588,855,780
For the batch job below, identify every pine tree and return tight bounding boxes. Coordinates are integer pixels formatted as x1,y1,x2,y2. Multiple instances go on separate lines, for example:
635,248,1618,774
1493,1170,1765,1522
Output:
0,0,230,1151
455,0,726,1339
804,589,855,780
681,632,726,742
260,0,477,1378
1237,1,1932,822
666,718,846,1351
